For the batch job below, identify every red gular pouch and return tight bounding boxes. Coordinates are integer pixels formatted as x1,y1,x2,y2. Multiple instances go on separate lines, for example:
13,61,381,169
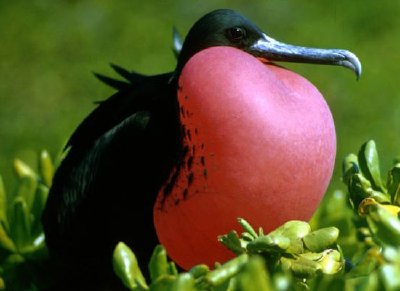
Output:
154,46,336,270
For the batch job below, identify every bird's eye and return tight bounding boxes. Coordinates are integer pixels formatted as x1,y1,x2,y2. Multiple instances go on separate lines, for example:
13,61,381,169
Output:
227,27,246,43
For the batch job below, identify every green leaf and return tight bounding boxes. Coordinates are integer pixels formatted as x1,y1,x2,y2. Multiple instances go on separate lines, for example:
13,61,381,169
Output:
346,273,379,291
39,150,53,188
287,256,319,278
19,233,48,259
303,227,339,252
0,175,8,227
188,264,209,279
149,245,172,282
379,264,400,290
237,217,258,239
30,184,48,237
13,159,37,179
348,174,371,208
14,175,37,212
275,221,310,254
170,273,195,291
358,140,385,192
10,197,31,250
218,230,245,255
317,249,344,274
387,164,400,206
365,204,400,246
235,256,272,291
347,247,381,277
203,254,248,286
150,275,175,291
278,221,311,240
342,153,359,184
271,271,295,291
112,242,148,290
0,222,16,253
348,174,390,208
3,253,25,266
247,233,290,253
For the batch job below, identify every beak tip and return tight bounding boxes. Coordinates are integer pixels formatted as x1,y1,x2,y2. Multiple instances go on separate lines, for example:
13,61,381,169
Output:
340,50,362,80
352,58,362,80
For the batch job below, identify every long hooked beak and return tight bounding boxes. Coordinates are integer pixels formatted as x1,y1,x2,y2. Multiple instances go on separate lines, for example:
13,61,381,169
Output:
249,33,362,79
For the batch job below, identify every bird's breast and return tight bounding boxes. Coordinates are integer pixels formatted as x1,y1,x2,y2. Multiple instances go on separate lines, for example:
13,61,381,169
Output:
154,46,336,270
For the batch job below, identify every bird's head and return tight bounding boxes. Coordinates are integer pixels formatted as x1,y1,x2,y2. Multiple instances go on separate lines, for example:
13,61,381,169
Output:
175,9,361,78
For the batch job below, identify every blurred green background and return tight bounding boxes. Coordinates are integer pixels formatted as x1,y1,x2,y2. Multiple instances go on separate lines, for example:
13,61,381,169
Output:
1,0,399,193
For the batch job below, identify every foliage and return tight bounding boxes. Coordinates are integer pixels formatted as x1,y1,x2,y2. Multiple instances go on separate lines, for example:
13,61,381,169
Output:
339,140,400,289
1,140,400,290
0,152,53,290
113,219,344,291
112,140,400,291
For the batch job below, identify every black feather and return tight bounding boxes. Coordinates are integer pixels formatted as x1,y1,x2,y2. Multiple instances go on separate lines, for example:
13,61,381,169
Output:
93,72,130,90
110,63,147,84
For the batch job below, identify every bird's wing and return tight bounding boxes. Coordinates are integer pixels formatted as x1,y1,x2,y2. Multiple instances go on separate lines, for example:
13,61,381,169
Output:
65,72,172,149
42,71,181,267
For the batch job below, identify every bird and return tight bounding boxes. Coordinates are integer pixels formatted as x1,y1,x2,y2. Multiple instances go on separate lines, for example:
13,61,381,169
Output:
42,8,361,289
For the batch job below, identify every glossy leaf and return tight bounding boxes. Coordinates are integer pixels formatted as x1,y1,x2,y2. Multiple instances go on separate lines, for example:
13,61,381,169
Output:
387,164,400,205
348,174,371,208
13,159,37,179
3,253,25,266
0,175,7,227
14,175,37,212
149,275,175,291
0,222,16,253
358,140,385,192
19,233,48,259
286,256,319,278
30,184,48,237
112,242,148,290
365,204,400,246
349,174,390,208
276,221,310,254
270,271,296,291
347,246,381,278
170,273,195,291
303,227,339,252
317,249,343,274
349,273,379,291
188,264,209,279
235,256,272,291
149,245,172,282
203,254,248,286
238,217,258,239
360,199,400,217
218,230,245,255
247,233,290,253
380,264,400,290
342,153,359,184
39,150,53,188
278,221,311,240
10,197,31,250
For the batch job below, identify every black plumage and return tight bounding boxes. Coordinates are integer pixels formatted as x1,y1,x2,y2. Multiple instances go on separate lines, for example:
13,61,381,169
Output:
42,71,182,288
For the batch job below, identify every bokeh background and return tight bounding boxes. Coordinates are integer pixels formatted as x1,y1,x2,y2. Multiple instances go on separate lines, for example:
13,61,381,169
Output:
1,0,399,195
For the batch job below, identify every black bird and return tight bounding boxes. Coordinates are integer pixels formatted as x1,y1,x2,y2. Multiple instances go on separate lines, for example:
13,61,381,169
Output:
42,9,361,289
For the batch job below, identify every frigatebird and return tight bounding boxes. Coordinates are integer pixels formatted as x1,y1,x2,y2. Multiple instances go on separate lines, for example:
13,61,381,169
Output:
42,8,361,288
